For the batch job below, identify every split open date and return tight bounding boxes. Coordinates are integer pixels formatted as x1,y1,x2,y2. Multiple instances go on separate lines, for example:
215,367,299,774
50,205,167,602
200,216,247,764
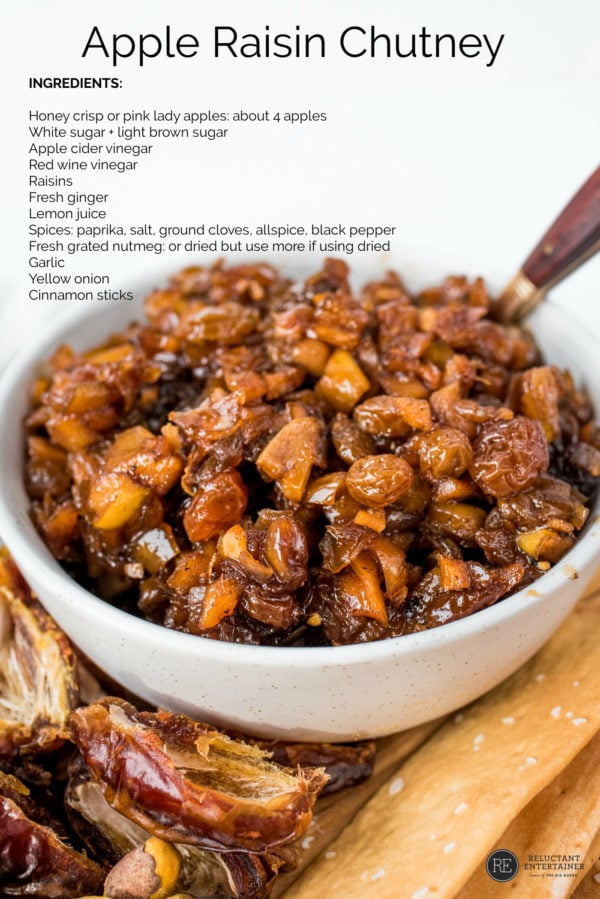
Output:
0,553,375,897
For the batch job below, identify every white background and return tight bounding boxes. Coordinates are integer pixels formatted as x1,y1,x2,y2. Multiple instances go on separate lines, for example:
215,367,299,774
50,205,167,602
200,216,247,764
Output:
1,0,599,364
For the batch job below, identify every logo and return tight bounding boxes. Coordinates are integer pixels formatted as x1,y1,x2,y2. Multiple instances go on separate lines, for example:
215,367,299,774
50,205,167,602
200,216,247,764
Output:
486,849,519,882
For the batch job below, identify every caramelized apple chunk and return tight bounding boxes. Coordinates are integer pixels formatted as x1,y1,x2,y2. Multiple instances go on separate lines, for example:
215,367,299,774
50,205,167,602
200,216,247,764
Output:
256,417,325,502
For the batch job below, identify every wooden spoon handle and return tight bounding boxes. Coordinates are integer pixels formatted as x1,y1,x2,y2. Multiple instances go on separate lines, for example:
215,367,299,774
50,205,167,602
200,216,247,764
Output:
523,166,600,288
496,166,600,322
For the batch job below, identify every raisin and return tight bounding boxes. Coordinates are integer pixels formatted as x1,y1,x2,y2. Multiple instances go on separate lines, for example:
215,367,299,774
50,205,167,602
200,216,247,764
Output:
471,417,549,499
346,455,413,508
418,427,473,480
354,396,432,437
183,470,247,542
263,517,309,588
331,415,376,464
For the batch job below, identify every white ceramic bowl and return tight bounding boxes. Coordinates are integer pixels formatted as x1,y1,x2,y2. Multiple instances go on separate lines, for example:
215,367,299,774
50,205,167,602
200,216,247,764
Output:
0,293,598,742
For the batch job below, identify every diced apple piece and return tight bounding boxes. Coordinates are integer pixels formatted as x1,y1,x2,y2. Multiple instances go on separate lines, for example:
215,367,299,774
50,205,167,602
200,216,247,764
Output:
27,436,68,465
66,382,116,414
520,366,561,441
105,425,154,459
220,524,248,560
292,338,331,377
438,556,472,591
370,535,408,603
104,426,183,495
304,473,347,506
354,508,386,532
517,528,573,563
49,343,79,371
432,477,478,502
133,526,180,574
47,416,101,451
197,576,243,630
166,548,216,593
428,502,487,541
144,288,186,327
316,350,370,413
340,552,388,625
88,472,150,530
256,417,324,502
378,373,429,399
30,376,50,405
83,343,135,365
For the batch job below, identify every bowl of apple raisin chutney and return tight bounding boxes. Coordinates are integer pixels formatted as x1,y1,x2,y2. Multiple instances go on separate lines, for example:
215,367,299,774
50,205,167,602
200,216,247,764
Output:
0,258,599,741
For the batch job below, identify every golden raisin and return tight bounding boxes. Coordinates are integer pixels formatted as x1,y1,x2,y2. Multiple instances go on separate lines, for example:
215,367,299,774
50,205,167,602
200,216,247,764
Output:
183,470,247,542
418,427,473,480
471,417,549,499
346,455,413,508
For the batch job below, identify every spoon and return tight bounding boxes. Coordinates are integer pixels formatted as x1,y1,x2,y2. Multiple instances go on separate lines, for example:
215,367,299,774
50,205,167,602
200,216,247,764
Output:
495,165,600,323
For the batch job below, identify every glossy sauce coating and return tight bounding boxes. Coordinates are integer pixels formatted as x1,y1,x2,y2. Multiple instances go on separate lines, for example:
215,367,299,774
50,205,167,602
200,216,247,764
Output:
25,260,600,645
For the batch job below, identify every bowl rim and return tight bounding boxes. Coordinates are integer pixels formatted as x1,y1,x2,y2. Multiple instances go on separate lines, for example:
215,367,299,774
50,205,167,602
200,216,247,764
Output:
0,296,598,670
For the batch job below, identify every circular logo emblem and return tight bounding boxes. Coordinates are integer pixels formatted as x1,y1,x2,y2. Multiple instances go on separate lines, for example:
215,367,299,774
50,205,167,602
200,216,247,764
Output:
486,849,519,882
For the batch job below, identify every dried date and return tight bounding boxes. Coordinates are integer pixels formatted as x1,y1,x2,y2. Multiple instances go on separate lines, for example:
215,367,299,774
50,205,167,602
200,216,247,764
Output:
0,554,79,759
70,698,326,853
0,771,104,897
66,759,281,898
